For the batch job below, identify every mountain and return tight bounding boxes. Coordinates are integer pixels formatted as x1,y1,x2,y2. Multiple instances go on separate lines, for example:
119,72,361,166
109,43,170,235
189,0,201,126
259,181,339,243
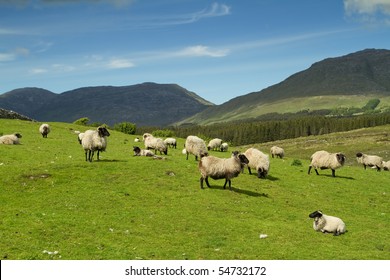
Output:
178,48,390,125
0,83,214,126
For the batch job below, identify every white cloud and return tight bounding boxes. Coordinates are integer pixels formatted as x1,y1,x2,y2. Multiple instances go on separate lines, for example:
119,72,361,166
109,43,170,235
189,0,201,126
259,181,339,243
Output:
30,68,48,74
344,0,390,24
177,45,229,58
0,53,16,62
107,58,135,69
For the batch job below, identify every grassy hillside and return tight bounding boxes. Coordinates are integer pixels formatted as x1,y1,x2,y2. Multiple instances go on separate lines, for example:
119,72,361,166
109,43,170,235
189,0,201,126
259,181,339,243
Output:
0,119,389,260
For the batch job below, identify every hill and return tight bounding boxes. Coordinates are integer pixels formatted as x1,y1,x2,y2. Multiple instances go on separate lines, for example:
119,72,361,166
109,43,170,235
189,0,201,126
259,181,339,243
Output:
0,83,214,126
179,48,390,125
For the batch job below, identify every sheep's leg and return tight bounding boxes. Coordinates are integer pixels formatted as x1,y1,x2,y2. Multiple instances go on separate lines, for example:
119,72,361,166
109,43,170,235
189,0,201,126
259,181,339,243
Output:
89,150,94,162
331,169,336,177
308,166,312,174
97,150,100,160
314,168,319,175
205,177,211,188
376,166,381,171
363,164,367,170
200,177,204,189
223,179,228,189
85,150,88,161
247,167,252,175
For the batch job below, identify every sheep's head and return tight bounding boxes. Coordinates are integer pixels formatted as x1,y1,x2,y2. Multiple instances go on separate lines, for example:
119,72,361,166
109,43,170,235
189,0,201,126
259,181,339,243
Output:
14,133,22,138
133,146,141,155
336,153,346,165
97,127,110,137
238,154,249,165
356,152,363,158
257,167,268,179
309,210,323,219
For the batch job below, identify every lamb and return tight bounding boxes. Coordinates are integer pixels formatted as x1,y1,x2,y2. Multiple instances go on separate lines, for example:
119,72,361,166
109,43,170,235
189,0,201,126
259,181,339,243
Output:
133,146,155,157
356,152,383,171
198,152,249,190
39,124,50,138
184,135,208,160
270,146,284,159
81,126,110,162
308,150,346,177
382,160,390,171
163,137,177,149
143,133,168,155
309,210,346,236
220,142,229,152
0,133,22,145
243,148,270,178
134,137,140,142
207,138,223,151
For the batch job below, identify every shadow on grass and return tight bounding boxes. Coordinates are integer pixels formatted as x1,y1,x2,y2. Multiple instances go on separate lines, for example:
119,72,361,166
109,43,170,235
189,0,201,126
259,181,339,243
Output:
92,159,128,163
243,173,279,181
312,174,355,180
206,184,270,198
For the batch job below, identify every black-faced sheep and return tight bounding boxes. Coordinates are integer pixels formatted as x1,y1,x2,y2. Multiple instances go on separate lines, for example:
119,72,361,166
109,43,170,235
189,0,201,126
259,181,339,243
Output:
270,146,284,159
308,150,346,177
220,142,229,152
243,148,270,178
382,160,390,171
207,138,223,151
81,127,110,162
39,124,50,138
0,133,22,145
198,152,249,190
163,137,177,149
184,135,208,160
356,152,383,171
309,210,346,236
143,133,168,155
133,146,155,157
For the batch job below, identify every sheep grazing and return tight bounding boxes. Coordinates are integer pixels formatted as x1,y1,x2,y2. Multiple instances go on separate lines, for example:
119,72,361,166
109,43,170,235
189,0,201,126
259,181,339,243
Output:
356,152,383,171
81,127,110,162
220,142,229,152
163,137,177,149
184,135,208,160
133,146,155,157
270,146,284,159
243,148,270,178
198,152,249,190
143,133,168,155
39,124,50,138
207,138,223,151
382,160,390,171
309,210,346,236
308,150,346,177
0,133,22,145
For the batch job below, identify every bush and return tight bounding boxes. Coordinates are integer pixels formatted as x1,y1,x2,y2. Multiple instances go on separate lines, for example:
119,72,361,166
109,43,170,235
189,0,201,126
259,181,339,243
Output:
114,122,136,135
152,129,174,138
291,159,303,166
73,117,90,126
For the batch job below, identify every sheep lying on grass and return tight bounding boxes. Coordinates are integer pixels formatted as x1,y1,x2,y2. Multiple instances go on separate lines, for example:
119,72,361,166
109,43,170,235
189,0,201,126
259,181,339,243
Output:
270,146,284,158
184,135,208,160
356,152,383,171
309,210,346,236
198,151,249,190
382,160,390,171
0,133,22,144
308,150,346,177
133,146,155,157
243,148,270,178
81,127,110,162
39,124,50,138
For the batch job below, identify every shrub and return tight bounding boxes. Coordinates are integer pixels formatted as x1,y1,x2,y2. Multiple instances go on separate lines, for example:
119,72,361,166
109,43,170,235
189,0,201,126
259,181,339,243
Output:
114,122,136,135
73,117,90,126
152,129,174,138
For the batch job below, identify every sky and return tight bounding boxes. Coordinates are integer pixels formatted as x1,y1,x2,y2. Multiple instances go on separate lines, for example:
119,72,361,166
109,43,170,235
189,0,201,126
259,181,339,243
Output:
1,0,390,105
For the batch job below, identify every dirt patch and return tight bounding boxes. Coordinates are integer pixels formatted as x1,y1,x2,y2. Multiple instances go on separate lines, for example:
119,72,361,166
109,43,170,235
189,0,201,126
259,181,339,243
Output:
23,174,51,180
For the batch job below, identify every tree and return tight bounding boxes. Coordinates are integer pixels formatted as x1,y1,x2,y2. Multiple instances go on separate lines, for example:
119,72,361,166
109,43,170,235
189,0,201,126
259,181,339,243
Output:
114,122,136,135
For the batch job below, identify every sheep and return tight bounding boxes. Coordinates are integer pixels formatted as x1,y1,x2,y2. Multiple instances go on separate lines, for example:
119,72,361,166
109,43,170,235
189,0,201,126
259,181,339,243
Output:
382,160,390,171
356,152,383,171
270,146,284,159
243,148,270,178
308,150,346,177
133,146,155,157
309,210,346,236
207,138,223,151
220,142,229,152
39,123,50,138
0,133,22,145
77,132,85,144
163,137,177,149
198,152,249,190
134,137,140,142
184,135,208,160
81,126,110,162
143,133,168,155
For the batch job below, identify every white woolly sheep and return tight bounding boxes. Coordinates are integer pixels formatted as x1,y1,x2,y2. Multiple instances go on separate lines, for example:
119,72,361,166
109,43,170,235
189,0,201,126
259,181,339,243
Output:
81,127,110,162
184,135,209,160
382,160,390,171
143,134,168,155
308,150,346,177
163,137,177,149
270,146,284,159
39,124,50,138
0,133,22,145
356,152,383,171
77,132,85,144
133,146,155,157
309,210,346,236
243,148,270,178
198,152,249,190
207,138,223,151
134,137,140,142
220,142,229,152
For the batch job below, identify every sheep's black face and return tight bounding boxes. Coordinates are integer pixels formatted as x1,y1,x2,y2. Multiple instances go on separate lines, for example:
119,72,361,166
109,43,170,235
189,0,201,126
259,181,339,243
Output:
15,133,22,138
98,127,110,137
337,153,346,165
356,152,363,158
238,154,249,165
133,146,141,153
309,210,323,218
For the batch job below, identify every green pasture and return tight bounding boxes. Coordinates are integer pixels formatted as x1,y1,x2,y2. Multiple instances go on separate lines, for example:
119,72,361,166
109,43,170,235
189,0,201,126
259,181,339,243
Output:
0,119,389,260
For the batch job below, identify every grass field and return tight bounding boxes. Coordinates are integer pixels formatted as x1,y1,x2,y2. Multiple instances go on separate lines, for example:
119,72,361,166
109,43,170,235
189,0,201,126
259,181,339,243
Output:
0,119,389,260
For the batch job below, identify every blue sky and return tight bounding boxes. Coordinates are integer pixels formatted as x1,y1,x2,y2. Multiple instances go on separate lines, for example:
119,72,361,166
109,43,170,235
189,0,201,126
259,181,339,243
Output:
1,0,390,104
